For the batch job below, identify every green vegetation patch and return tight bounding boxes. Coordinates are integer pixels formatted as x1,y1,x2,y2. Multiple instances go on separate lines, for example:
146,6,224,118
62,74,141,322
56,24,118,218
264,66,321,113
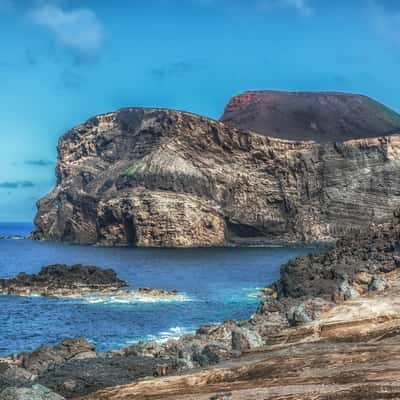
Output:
126,160,142,177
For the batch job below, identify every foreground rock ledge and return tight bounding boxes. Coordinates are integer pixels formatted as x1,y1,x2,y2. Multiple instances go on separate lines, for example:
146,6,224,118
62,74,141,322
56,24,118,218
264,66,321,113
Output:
0,264,180,300
34,107,400,247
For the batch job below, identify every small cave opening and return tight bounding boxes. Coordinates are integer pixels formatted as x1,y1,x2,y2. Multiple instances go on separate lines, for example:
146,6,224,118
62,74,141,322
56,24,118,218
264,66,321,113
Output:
225,219,264,238
123,217,137,245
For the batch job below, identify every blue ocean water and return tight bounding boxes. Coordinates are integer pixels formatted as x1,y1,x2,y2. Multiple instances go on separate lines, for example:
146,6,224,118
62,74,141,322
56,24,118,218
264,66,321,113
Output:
0,222,33,236
0,222,316,356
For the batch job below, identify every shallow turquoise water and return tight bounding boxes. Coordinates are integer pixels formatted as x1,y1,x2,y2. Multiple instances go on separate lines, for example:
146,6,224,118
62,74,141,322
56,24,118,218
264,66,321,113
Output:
0,222,316,356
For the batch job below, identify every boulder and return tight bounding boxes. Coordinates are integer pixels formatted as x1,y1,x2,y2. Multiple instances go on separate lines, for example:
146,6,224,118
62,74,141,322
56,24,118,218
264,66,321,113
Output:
231,328,263,352
368,277,388,292
0,364,35,392
339,281,360,301
209,393,232,400
0,384,64,400
286,299,333,327
15,338,96,374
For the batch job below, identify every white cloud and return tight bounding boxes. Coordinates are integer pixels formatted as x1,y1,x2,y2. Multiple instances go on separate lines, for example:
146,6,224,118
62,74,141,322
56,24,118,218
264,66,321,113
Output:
193,0,313,16
281,0,313,16
29,3,105,59
369,0,400,47
257,0,313,16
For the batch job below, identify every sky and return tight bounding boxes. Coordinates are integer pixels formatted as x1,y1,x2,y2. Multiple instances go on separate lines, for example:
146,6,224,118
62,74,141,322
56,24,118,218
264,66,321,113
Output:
1,0,400,221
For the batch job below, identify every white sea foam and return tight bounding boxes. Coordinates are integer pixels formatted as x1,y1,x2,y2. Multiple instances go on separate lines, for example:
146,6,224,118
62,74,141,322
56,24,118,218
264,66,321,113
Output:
124,326,193,346
82,292,191,305
246,287,263,298
224,287,261,300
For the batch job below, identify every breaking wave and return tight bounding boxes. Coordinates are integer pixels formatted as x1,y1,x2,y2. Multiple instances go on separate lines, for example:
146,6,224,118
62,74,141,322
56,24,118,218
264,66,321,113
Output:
82,291,191,304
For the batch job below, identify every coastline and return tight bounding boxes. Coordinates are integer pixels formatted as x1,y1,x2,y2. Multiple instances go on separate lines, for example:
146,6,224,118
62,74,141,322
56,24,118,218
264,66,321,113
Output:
2,217,399,398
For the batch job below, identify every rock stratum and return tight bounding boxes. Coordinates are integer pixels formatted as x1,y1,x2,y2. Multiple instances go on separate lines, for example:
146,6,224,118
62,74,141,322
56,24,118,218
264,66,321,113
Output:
34,106,400,247
221,90,400,142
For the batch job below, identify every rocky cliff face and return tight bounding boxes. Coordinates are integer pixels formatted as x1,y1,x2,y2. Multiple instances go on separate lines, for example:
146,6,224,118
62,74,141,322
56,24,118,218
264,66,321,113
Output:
220,91,400,142
34,107,400,247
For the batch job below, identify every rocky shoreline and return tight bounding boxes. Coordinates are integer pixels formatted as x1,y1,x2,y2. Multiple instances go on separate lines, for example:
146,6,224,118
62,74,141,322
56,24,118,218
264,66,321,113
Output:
2,210,400,399
0,235,28,240
0,264,182,301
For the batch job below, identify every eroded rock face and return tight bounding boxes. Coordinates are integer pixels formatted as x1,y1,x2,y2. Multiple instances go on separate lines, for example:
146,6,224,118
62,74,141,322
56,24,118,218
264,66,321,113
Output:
33,108,400,247
220,90,400,143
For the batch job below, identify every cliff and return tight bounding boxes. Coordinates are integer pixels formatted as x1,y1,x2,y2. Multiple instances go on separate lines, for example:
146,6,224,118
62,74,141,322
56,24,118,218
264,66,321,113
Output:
220,90,400,142
34,107,400,247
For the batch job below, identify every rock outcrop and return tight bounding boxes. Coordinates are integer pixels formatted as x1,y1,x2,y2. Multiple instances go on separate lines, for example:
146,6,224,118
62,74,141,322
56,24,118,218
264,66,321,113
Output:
0,235,27,241
34,107,400,247
5,338,97,375
0,265,127,298
1,339,175,399
0,265,181,300
220,90,400,142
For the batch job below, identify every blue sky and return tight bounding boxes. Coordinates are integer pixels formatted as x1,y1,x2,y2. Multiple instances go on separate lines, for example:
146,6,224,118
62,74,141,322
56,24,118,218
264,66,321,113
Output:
1,0,400,221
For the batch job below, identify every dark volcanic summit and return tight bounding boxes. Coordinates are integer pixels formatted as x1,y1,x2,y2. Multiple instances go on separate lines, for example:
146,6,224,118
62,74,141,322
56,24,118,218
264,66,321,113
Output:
220,90,400,143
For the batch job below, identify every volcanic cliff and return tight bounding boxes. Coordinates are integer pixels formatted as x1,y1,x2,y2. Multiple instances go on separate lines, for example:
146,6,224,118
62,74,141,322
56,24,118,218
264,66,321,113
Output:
220,90,400,142
33,106,400,247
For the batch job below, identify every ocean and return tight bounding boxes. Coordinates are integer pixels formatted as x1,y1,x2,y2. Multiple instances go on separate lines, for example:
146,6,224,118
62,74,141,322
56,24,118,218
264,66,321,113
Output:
0,222,316,356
